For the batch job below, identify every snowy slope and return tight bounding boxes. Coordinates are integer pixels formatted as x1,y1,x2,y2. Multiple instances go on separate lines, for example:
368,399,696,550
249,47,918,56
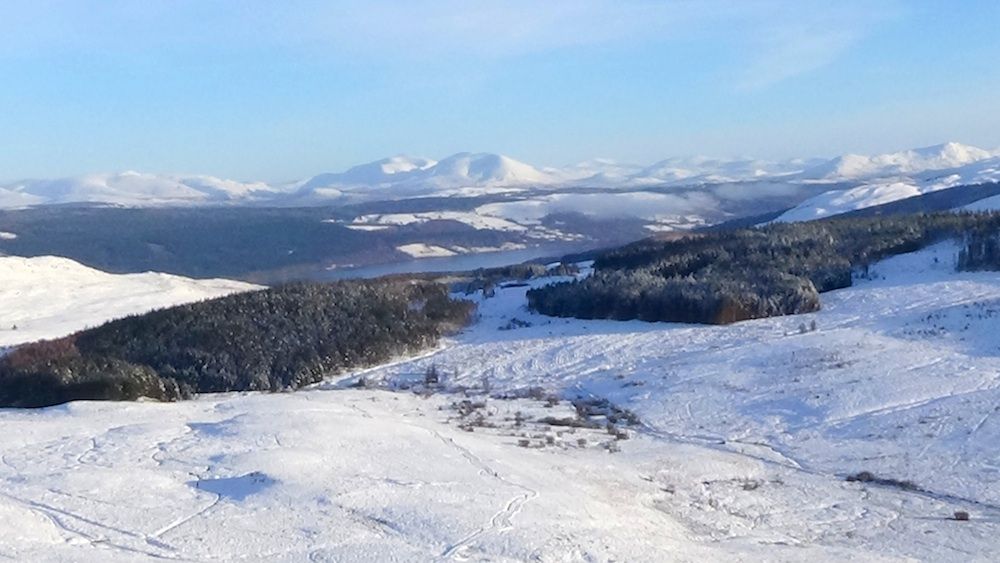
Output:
776,157,1000,225
964,193,1000,212
0,187,46,208
628,156,812,186
561,158,646,186
341,244,1000,559
773,181,924,222
353,211,527,232
425,152,555,187
1,245,1000,560
296,152,560,200
801,142,998,181
295,155,437,193
0,256,260,347
2,172,281,208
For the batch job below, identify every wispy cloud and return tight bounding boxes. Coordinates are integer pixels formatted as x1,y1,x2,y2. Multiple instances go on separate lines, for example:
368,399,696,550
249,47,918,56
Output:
0,0,901,88
733,1,902,90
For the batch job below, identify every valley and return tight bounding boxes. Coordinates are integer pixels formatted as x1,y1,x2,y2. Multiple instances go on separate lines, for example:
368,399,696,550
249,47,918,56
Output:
3,143,1000,284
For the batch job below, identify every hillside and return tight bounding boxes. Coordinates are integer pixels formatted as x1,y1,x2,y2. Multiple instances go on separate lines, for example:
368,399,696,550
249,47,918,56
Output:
0,243,998,560
529,212,1000,324
0,256,259,348
0,279,474,407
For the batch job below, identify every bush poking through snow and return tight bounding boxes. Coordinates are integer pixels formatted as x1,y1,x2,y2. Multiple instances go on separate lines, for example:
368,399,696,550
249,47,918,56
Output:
424,364,442,386
845,471,920,491
499,317,532,331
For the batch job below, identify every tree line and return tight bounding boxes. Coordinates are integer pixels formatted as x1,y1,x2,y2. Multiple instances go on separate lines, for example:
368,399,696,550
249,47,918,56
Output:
528,212,1000,324
0,280,474,407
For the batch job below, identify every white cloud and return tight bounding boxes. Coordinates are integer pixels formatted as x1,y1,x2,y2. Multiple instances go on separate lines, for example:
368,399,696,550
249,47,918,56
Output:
0,0,901,89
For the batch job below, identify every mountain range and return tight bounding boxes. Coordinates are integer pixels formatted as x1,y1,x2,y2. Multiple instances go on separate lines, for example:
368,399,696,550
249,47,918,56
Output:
2,142,997,211
0,142,1000,240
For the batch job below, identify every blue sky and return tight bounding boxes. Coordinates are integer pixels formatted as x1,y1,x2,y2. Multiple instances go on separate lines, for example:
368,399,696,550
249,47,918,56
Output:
2,0,1000,182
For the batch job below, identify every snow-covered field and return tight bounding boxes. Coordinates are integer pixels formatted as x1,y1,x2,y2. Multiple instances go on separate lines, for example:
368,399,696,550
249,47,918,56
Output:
354,211,528,232
0,256,260,348
2,245,1000,560
396,243,458,258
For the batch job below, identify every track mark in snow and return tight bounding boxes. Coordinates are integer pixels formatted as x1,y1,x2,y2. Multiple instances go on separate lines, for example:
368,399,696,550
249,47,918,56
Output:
422,428,538,559
441,489,537,560
0,491,180,560
730,439,803,470
149,494,221,541
343,400,540,558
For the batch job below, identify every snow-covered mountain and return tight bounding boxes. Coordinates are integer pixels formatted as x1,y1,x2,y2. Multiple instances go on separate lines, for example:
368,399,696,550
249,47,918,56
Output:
4,143,1000,228
425,152,556,187
774,144,1000,222
800,142,998,181
296,155,437,192
295,152,560,200
0,187,46,208
1,172,280,208
627,156,813,186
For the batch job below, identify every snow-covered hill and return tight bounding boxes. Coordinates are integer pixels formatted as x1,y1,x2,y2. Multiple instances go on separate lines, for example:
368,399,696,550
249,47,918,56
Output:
801,142,998,181
774,147,1000,222
1,172,281,208
1,245,999,560
295,155,437,193
772,181,925,222
0,256,260,347
296,152,560,200
626,156,813,187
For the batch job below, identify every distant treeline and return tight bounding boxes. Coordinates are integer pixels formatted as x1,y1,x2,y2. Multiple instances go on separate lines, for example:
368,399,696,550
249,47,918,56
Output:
0,280,474,407
529,212,1000,325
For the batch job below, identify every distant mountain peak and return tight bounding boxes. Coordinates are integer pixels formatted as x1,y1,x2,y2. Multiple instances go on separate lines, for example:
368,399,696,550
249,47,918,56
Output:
427,152,554,185
804,142,996,181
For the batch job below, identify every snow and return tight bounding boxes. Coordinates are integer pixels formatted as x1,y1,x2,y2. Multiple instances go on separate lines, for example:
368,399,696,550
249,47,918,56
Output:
773,181,923,222
330,242,1000,559
774,158,1000,223
5,143,1000,232
0,256,260,347
396,243,457,258
628,156,809,187
801,142,998,181
426,152,554,187
0,231,16,240
0,172,280,208
353,211,528,232
2,244,1000,559
0,187,47,208
295,155,437,193
963,193,1000,212
296,152,558,200
770,143,1000,222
